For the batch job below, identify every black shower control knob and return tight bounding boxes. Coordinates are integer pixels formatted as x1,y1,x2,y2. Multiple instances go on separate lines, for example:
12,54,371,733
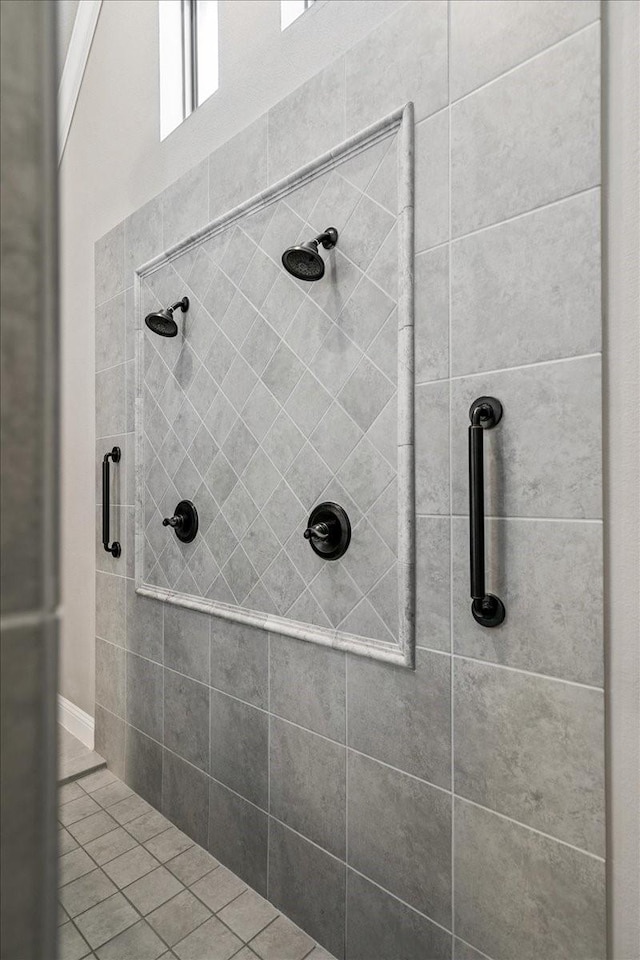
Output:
303,502,350,560
304,521,332,542
163,500,198,543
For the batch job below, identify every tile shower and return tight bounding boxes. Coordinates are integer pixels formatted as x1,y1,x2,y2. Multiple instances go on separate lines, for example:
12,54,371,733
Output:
94,4,605,959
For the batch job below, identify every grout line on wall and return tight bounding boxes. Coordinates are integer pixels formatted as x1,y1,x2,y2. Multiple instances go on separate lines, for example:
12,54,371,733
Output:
447,0,456,929
347,863,454,938
415,350,602,387
344,651,349,959
455,794,606,863
454,936,494,960
449,19,601,111
416,513,603,525
97,702,607,874
413,647,605,693
100,635,604,745
267,631,271,897
448,184,600,246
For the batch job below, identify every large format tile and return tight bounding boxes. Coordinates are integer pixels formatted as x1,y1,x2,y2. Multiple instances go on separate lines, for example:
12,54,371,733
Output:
268,819,346,960
415,516,450,652
210,618,268,709
454,658,604,855
162,749,209,848
95,639,125,718
96,364,126,438
347,651,451,787
209,117,268,218
347,752,451,927
210,690,268,808
452,940,488,960
450,0,599,100
268,60,345,183
415,110,449,255
415,381,450,515
96,572,126,646
450,356,602,519
454,799,606,960
163,160,209,250
451,25,600,236
163,670,209,771
95,294,125,372
126,653,163,742
269,634,345,742
451,190,600,375
164,605,209,685
270,717,346,858
451,517,603,686
345,1,447,133
208,778,268,896
125,725,163,810
415,244,448,383
126,582,163,664
346,870,452,960
95,707,125,779
125,196,163,277
95,222,124,305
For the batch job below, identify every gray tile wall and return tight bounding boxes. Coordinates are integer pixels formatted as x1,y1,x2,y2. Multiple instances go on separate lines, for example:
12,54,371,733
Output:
95,4,605,958
1,1,59,957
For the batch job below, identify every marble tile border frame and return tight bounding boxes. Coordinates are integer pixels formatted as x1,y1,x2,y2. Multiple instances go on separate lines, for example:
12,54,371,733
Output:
134,103,415,668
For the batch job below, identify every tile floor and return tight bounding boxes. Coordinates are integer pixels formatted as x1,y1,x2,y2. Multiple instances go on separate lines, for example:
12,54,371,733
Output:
59,725,106,784
58,768,335,960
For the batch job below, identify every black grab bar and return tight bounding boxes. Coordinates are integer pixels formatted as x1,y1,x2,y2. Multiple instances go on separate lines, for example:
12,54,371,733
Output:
468,397,504,627
102,446,121,558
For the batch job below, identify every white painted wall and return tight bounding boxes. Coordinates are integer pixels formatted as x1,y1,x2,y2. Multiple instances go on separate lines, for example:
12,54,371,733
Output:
59,0,402,714
56,0,80,82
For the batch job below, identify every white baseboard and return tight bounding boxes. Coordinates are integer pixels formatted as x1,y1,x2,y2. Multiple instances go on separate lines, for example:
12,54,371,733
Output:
58,695,95,749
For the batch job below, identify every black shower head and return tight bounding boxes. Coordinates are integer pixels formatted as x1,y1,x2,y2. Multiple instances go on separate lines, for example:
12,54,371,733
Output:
282,227,338,282
145,296,189,337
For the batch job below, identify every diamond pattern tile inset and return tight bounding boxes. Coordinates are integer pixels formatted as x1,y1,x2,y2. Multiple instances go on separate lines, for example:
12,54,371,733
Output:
139,129,404,646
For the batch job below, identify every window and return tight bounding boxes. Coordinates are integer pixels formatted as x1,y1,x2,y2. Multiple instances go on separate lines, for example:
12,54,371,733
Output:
281,0,316,31
159,0,218,140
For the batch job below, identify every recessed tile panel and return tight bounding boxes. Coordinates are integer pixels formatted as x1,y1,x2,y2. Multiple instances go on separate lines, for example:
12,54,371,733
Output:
136,109,415,663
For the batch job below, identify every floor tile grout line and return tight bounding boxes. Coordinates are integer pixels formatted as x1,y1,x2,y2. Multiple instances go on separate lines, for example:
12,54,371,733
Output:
61,758,602,958
62,788,264,957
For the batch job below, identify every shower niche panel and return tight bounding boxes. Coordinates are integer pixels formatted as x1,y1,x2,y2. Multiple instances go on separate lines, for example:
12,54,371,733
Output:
135,104,415,665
